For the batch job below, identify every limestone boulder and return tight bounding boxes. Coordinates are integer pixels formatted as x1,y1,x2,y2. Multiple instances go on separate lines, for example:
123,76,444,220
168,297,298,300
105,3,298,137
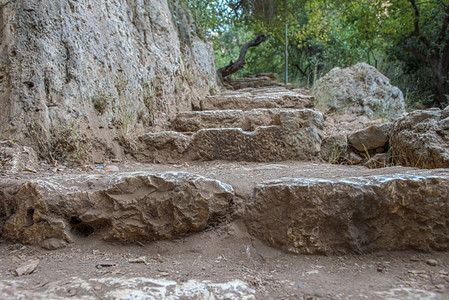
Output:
0,141,38,173
348,123,392,152
132,132,191,163
246,172,449,255
1,172,234,248
312,63,405,119
390,108,449,168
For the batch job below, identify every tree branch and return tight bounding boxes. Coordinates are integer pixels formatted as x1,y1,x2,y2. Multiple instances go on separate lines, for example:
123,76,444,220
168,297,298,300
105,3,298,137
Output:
408,0,432,49
217,33,267,78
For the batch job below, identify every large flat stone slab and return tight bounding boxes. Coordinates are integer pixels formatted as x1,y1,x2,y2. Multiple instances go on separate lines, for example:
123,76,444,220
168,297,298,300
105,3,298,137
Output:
0,172,234,248
201,87,314,111
246,171,449,255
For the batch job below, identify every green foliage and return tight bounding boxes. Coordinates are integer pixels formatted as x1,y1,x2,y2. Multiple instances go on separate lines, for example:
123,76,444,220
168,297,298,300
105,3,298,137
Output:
184,0,448,107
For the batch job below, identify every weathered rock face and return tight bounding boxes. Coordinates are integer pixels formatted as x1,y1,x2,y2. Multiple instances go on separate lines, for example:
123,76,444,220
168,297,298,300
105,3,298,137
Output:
312,63,405,120
0,0,217,163
390,108,449,168
1,172,234,248
246,172,449,255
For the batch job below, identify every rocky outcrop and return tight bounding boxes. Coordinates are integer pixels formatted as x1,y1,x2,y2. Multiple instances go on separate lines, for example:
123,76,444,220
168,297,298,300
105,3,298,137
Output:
313,63,405,120
0,0,217,163
390,108,449,168
1,172,234,248
246,171,449,255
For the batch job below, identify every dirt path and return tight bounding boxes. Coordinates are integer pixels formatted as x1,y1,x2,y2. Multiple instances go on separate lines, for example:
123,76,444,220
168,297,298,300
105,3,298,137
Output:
0,220,448,299
1,161,449,299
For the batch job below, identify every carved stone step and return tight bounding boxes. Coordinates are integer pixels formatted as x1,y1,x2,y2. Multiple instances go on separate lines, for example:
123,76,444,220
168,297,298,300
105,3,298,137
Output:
172,108,312,132
246,171,449,255
134,109,324,163
201,87,314,111
1,172,234,249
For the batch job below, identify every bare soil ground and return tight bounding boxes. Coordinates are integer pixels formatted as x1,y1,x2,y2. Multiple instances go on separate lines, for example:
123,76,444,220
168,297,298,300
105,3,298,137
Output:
1,161,448,299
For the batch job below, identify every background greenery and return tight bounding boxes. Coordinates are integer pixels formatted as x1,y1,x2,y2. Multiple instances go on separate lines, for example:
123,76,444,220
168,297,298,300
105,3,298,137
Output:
181,0,449,109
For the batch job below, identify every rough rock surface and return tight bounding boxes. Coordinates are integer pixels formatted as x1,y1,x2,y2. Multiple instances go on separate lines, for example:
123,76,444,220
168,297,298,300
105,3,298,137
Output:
312,63,405,119
1,172,234,248
132,132,192,163
364,153,389,169
224,75,280,90
348,123,392,152
390,108,449,168
320,134,348,163
172,108,308,132
202,87,314,111
0,0,217,162
246,171,449,255
0,277,255,299
172,110,245,132
191,109,324,162
0,141,38,173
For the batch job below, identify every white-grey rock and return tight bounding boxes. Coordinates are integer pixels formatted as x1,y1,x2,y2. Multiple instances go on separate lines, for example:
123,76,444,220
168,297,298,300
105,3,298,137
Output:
0,0,217,163
312,63,405,120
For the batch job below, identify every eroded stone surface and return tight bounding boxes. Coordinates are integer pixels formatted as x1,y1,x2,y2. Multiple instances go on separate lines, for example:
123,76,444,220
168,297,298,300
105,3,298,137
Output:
1,172,234,247
348,123,392,152
390,108,449,168
313,63,405,119
172,110,245,132
201,87,314,111
246,171,449,255
0,141,38,173
0,0,217,162
191,109,324,162
132,132,192,163
0,277,255,300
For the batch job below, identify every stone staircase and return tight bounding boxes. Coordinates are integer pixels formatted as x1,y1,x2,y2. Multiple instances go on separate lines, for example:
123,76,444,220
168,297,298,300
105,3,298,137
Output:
132,85,321,163
1,76,449,257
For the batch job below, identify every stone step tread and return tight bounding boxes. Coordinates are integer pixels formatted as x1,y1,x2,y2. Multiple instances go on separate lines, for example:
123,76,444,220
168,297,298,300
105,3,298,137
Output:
135,109,324,163
202,88,314,111
172,108,311,132
2,162,447,254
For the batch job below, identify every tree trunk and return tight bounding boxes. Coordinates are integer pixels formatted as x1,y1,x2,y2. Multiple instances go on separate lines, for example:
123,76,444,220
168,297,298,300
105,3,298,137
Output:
430,59,449,107
217,33,267,79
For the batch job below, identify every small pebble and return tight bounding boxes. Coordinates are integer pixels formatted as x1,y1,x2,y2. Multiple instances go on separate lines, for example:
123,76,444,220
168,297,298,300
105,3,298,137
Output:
426,259,438,267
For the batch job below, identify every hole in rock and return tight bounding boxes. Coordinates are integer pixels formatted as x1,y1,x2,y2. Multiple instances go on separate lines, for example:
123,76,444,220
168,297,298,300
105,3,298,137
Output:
26,208,35,227
70,216,82,224
70,216,95,237
24,81,34,88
